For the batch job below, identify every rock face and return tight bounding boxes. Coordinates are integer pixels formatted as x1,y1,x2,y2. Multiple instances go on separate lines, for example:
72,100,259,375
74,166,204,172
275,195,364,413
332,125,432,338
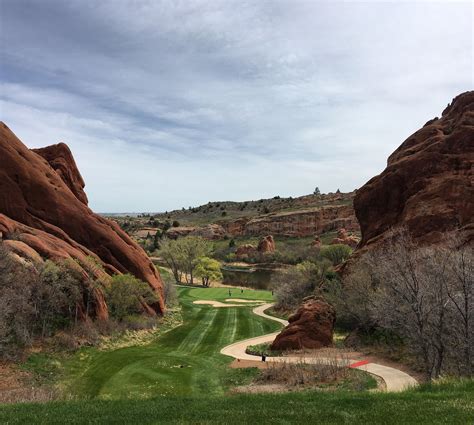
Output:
235,235,276,259
0,122,165,317
257,235,275,253
354,92,474,248
331,228,360,248
221,205,359,238
165,224,227,240
271,298,336,351
165,226,196,239
191,224,226,240
32,143,89,205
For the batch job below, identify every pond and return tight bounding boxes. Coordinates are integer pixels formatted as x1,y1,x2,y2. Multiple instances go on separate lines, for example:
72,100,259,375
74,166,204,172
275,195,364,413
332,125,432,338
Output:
221,265,276,290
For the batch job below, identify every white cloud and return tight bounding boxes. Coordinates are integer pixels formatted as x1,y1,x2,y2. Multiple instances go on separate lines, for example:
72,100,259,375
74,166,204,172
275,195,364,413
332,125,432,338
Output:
1,0,472,211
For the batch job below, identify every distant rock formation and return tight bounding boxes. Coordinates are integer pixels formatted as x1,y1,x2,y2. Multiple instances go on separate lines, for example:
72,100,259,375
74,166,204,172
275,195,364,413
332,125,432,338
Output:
0,122,165,317
165,224,226,240
235,235,276,259
354,91,474,248
331,228,359,248
221,205,359,238
165,226,196,239
257,235,275,253
311,236,322,249
271,297,336,351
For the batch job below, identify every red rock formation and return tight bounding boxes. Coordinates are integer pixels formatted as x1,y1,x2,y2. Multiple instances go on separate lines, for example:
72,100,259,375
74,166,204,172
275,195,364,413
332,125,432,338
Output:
33,143,88,205
0,122,165,316
191,224,226,240
331,228,360,248
354,92,474,248
311,236,322,248
165,226,196,239
257,235,275,253
271,298,336,351
221,205,359,238
165,224,226,240
235,244,258,259
235,235,276,258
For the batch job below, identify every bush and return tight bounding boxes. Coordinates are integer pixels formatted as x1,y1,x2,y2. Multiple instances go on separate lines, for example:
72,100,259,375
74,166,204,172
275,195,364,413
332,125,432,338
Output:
105,274,158,321
321,244,352,265
274,260,333,310
331,230,474,379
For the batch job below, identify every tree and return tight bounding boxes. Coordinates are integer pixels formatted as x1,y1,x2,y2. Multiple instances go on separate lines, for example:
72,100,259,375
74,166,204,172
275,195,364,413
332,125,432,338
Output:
172,220,180,228
158,236,212,284
153,230,162,250
177,237,213,284
274,260,332,310
313,187,321,195
105,274,157,321
159,238,185,283
334,230,473,379
195,257,223,286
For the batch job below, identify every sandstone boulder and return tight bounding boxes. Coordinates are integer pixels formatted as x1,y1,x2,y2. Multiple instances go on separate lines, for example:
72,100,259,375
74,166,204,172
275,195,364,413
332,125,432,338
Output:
165,226,196,239
271,297,336,351
235,244,257,259
191,224,227,240
311,236,322,248
257,235,275,253
331,228,360,248
235,235,276,259
0,122,165,317
354,91,474,249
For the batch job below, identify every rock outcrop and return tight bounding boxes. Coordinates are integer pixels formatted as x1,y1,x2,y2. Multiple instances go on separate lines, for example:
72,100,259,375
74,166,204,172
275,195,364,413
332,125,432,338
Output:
191,224,227,240
32,143,89,205
165,226,196,239
257,235,275,253
331,228,360,248
165,224,226,240
354,92,474,248
235,235,276,259
221,205,359,238
0,122,165,317
271,298,336,351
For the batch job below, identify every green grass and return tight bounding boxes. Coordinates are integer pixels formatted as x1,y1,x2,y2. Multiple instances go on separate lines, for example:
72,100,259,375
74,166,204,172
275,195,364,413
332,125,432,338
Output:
1,380,473,424
183,286,274,302
2,287,473,424
22,287,279,401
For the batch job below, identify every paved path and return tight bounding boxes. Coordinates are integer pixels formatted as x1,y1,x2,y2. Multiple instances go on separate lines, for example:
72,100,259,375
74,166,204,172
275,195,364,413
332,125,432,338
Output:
220,303,418,392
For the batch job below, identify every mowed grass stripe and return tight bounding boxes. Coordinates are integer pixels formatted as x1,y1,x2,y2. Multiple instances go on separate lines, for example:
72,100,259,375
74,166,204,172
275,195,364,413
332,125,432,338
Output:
177,307,218,353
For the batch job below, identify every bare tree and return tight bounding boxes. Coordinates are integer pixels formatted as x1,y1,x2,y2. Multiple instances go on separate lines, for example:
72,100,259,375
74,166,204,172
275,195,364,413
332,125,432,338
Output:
337,229,473,379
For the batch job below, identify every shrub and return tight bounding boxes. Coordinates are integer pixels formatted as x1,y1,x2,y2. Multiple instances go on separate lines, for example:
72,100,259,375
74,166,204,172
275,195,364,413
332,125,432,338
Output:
105,274,158,321
321,244,352,265
274,260,333,310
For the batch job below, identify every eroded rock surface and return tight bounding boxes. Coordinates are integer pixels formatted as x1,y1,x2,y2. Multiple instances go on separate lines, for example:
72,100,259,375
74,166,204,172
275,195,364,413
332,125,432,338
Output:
271,298,336,351
0,122,165,317
354,91,474,248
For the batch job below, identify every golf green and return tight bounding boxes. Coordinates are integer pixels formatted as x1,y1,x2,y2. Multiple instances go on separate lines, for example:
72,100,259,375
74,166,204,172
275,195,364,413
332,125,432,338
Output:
61,286,280,399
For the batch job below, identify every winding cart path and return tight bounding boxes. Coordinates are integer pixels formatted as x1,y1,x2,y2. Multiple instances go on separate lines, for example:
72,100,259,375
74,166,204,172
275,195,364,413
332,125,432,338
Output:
220,303,418,392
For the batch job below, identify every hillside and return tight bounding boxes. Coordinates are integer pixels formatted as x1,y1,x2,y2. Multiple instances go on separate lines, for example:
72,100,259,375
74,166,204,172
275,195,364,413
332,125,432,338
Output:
110,191,360,244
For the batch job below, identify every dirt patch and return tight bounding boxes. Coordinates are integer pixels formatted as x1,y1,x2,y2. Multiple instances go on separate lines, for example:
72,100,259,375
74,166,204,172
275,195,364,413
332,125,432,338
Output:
230,383,289,394
0,363,57,404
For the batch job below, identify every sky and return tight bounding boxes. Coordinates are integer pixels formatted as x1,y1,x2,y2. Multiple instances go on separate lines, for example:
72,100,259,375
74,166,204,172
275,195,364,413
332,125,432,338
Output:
1,0,472,212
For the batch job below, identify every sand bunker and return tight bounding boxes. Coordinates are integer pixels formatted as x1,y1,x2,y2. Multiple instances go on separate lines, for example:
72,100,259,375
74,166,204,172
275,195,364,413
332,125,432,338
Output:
225,299,266,303
193,300,244,308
